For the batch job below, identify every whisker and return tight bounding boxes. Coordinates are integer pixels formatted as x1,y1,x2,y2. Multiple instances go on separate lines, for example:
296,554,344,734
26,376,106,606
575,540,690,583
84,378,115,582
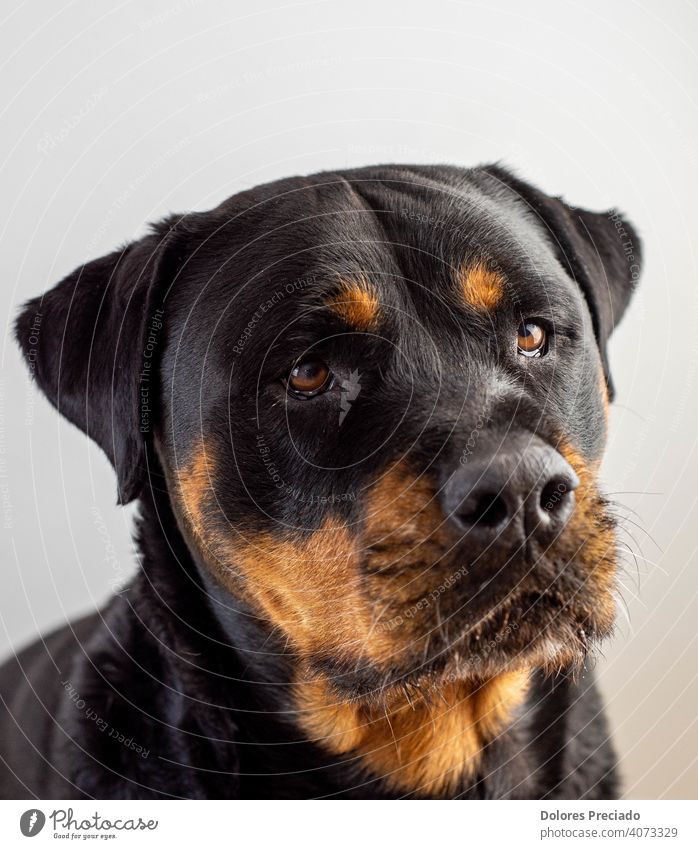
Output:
620,550,668,573
605,490,663,498
614,515,663,554
615,576,646,607
613,590,634,634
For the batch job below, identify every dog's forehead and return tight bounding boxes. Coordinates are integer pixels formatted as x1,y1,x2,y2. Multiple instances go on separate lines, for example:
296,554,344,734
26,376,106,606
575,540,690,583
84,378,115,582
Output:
202,168,571,328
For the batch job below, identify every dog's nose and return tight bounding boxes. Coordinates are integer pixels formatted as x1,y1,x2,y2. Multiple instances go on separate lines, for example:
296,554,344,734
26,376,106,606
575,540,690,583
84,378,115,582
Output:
441,437,579,549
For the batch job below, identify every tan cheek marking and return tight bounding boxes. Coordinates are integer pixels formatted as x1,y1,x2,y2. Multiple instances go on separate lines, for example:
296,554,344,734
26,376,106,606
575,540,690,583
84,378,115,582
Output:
176,451,449,665
327,278,381,330
559,441,616,631
176,442,216,544
363,463,449,569
360,463,458,642
238,462,451,664
296,670,529,796
176,446,393,660
231,522,391,658
231,461,454,665
458,262,505,311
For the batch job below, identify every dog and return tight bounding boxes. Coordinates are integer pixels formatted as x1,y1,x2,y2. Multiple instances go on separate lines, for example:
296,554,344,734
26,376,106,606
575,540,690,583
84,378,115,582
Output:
2,164,641,799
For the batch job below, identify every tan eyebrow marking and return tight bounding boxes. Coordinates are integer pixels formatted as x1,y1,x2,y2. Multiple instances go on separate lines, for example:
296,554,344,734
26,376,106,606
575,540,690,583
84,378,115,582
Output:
458,262,505,311
327,277,381,330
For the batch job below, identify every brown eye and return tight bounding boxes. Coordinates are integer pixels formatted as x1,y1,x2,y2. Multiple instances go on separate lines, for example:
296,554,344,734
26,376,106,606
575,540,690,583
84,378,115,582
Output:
287,360,333,397
517,320,547,358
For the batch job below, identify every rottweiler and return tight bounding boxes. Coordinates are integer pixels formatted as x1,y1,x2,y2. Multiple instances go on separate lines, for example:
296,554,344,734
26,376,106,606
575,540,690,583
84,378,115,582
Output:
2,164,641,799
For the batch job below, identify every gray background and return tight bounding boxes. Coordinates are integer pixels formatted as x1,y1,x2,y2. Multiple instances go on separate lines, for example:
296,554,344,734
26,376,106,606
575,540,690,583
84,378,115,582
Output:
1,0,696,799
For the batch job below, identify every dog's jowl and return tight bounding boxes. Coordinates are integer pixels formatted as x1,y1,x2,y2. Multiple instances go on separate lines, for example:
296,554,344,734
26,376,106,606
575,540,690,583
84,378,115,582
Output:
2,164,641,799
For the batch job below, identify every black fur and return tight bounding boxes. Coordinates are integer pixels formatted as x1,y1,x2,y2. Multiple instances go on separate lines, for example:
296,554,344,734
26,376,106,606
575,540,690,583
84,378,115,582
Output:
2,164,640,798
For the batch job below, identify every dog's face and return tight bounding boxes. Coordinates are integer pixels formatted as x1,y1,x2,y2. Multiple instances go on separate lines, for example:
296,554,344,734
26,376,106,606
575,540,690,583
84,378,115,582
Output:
17,165,641,704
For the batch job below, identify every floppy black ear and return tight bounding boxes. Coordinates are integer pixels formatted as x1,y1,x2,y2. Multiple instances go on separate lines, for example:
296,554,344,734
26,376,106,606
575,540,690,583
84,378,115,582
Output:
15,219,180,504
485,165,642,399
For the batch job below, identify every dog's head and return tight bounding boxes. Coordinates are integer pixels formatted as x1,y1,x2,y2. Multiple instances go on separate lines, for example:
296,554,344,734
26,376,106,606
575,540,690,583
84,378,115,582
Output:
17,164,641,705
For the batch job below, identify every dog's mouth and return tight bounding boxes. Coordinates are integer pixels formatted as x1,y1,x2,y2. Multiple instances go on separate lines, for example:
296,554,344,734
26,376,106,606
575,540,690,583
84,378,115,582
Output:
425,585,603,681
315,576,613,701
305,588,612,711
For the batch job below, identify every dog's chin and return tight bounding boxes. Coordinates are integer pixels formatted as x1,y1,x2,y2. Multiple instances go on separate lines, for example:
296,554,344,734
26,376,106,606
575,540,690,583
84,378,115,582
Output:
311,588,614,703
404,610,602,693
432,596,606,683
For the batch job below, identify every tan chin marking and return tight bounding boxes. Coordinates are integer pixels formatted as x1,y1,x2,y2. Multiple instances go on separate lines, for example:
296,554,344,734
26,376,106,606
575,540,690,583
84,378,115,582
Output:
296,669,529,796
458,262,505,311
327,277,381,330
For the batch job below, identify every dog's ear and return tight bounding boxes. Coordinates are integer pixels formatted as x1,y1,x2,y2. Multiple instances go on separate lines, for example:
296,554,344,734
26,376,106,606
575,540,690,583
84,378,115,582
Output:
485,165,642,399
15,219,182,504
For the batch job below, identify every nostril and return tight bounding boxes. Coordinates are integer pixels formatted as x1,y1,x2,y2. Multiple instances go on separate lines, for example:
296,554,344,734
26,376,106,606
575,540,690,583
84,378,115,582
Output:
441,440,579,544
539,477,575,516
461,492,509,529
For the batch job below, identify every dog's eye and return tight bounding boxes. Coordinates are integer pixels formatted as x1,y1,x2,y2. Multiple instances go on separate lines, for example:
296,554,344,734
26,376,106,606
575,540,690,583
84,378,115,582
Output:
517,320,547,358
285,360,334,398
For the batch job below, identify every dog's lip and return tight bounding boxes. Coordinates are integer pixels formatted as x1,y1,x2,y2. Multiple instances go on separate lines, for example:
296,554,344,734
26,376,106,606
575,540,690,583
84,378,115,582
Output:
373,595,593,697
475,586,574,620
436,588,593,662
445,585,588,647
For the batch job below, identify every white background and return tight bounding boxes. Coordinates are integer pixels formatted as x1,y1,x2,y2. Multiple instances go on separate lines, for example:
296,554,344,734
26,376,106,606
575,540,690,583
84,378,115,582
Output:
1,0,696,799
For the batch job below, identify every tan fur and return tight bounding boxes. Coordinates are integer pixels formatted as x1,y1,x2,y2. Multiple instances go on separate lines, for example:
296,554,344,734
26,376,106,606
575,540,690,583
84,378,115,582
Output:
176,441,215,544
327,278,381,330
175,453,453,664
458,262,505,311
600,368,610,424
176,445,617,662
559,441,617,631
296,670,529,795
175,444,393,661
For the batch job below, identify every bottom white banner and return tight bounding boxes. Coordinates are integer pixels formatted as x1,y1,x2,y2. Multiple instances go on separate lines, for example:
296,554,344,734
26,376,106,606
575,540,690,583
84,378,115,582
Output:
0,799,696,847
